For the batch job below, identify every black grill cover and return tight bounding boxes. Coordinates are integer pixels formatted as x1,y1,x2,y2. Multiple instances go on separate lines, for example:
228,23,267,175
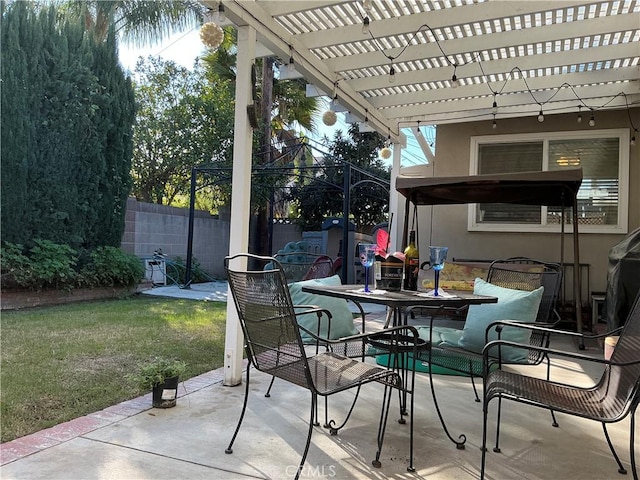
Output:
606,228,640,329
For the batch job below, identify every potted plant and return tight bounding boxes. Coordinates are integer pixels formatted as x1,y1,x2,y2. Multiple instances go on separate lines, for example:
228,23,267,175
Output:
134,357,187,408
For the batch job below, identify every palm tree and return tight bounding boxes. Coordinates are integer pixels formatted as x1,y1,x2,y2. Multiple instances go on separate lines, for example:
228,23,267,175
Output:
59,0,203,46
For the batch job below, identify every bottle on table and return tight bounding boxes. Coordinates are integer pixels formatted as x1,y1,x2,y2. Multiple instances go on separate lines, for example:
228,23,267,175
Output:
403,230,419,291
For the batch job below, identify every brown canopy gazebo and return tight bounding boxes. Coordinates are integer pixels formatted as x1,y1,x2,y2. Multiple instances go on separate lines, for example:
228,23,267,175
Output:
395,168,585,337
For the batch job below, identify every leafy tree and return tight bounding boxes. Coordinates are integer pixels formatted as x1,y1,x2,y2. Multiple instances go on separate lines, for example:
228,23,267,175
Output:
1,2,135,248
130,56,235,209
59,0,203,46
288,125,390,232
201,41,321,254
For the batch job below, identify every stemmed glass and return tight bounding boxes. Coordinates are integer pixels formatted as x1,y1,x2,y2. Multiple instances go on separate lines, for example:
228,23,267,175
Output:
429,246,449,296
359,244,377,293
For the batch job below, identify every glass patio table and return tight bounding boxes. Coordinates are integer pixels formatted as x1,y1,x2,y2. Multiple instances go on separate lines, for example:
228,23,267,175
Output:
301,283,498,469
300,284,497,328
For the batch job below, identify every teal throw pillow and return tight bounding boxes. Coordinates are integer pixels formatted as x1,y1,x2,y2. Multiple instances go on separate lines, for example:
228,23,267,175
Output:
458,278,544,363
288,275,359,343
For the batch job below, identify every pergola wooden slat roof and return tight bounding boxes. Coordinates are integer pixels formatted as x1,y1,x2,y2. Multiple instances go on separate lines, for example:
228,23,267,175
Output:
207,0,640,144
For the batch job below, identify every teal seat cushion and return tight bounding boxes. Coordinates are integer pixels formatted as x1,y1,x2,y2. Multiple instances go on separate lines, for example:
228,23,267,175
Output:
458,278,544,363
415,325,463,347
288,275,359,343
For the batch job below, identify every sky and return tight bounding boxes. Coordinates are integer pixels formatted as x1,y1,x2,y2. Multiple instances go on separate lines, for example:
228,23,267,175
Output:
118,29,429,167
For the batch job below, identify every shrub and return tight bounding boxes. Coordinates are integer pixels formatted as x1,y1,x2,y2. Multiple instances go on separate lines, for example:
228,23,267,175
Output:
0,240,77,290
1,240,143,290
85,246,144,287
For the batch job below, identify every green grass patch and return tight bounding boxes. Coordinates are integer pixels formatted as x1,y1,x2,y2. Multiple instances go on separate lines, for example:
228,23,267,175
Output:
0,295,227,443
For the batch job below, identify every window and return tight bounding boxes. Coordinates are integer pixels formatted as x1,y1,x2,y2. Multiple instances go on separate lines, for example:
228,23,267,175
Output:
469,129,629,234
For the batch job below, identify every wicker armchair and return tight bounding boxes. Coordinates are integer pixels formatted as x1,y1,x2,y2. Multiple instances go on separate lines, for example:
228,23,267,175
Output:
224,254,411,478
480,291,640,480
412,258,563,448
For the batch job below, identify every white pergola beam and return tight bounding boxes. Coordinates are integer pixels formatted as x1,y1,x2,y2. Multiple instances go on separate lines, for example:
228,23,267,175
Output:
325,13,639,73
347,42,639,92
297,1,591,49
369,66,640,109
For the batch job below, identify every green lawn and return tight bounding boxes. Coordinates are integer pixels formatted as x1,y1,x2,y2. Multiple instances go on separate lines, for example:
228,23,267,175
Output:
0,295,227,443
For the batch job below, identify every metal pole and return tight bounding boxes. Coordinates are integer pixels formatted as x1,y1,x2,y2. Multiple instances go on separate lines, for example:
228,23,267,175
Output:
342,162,351,282
184,168,197,289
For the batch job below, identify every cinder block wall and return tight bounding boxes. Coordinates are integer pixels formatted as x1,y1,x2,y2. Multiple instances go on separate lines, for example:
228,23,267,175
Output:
121,198,231,278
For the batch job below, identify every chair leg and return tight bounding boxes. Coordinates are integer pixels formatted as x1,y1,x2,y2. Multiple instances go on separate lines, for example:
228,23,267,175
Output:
264,375,276,397
630,411,638,480
492,396,502,453
428,362,467,449
469,369,480,403
481,393,490,480
407,364,416,472
545,357,559,427
325,385,361,434
602,422,628,476
373,382,395,468
292,393,317,480
225,364,251,455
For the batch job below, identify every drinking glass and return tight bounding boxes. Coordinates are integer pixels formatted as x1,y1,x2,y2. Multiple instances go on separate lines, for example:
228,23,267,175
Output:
359,243,377,293
429,246,449,296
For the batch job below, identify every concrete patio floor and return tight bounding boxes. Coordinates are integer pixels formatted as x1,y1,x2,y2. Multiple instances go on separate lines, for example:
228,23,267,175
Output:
1,288,637,479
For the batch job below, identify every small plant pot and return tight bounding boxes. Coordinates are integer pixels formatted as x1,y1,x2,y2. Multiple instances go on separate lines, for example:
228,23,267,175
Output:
152,376,179,408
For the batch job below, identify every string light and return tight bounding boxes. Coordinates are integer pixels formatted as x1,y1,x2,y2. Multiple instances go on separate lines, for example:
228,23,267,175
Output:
350,7,636,136
589,113,596,127
492,114,497,129
388,64,396,83
362,16,370,35
631,129,637,146
287,45,295,72
451,66,459,88
217,2,226,23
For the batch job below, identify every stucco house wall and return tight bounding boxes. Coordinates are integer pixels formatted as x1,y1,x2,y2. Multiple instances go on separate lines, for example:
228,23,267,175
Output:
404,108,639,298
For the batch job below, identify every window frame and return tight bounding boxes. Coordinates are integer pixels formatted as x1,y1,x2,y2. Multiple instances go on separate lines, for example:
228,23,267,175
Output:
468,129,629,234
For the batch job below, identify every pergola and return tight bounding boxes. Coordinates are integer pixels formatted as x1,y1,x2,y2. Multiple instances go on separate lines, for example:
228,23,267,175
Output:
198,0,640,385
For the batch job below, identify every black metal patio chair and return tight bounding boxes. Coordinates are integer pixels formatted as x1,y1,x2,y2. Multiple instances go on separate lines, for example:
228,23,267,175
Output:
411,258,563,448
480,290,640,480
224,253,412,479
273,252,334,282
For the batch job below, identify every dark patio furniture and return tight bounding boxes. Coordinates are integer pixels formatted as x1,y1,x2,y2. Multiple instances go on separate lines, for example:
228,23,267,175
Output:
224,254,405,479
412,258,563,448
264,252,338,397
273,252,334,282
301,282,495,467
481,291,640,480
395,168,584,335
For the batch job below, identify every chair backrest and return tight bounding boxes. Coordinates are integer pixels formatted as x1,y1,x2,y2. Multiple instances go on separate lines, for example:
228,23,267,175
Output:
603,291,640,416
273,253,334,282
487,257,563,323
225,254,312,388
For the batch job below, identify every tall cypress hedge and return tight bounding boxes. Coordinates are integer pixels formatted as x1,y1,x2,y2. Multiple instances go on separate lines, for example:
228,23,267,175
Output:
1,2,135,249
